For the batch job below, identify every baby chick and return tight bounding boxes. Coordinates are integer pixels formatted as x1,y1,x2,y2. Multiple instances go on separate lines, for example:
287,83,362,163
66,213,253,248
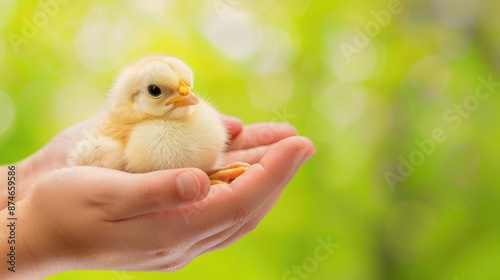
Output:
68,55,249,184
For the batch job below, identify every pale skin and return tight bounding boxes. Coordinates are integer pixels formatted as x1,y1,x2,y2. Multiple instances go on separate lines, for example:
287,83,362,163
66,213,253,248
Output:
0,115,315,278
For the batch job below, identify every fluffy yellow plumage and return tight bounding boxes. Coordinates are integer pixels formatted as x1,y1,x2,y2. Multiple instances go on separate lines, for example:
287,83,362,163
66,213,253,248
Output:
68,55,249,184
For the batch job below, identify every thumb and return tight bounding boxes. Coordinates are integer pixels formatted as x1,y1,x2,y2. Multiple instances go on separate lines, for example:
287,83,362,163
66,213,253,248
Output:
112,168,211,219
41,166,210,220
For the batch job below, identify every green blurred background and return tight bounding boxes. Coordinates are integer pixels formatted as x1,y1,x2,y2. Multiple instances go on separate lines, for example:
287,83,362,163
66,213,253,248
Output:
1,0,499,279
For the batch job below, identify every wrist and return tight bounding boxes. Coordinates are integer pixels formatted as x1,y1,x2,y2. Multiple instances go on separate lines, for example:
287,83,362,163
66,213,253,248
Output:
1,162,71,278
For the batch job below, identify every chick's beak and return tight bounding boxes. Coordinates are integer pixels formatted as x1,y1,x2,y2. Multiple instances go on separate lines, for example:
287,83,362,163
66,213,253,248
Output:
166,79,199,108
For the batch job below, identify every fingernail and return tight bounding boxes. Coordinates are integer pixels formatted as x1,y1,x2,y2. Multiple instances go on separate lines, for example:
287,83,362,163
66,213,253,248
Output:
226,115,242,123
300,152,314,166
293,148,308,168
293,139,315,168
176,171,200,200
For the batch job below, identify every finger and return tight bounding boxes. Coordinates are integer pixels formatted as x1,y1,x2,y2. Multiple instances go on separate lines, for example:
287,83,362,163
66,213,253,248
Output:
202,187,285,254
230,136,315,202
189,188,279,254
223,145,271,164
44,166,211,220
191,216,244,255
177,136,315,233
200,189,284,255
219,114,243,140
63,116,100,134
228,122,297,151
55,115,102,144
29,116,102,170
109,168,211,220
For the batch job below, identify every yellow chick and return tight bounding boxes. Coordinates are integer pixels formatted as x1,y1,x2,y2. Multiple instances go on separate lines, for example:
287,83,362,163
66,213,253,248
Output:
68,55,249,184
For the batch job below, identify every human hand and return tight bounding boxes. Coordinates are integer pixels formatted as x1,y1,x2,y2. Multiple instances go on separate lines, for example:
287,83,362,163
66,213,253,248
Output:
1,117,314,278
5,117,99,202
6,114,250,202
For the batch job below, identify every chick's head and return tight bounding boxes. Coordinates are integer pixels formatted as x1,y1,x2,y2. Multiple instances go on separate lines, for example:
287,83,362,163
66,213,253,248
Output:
109,55,200,119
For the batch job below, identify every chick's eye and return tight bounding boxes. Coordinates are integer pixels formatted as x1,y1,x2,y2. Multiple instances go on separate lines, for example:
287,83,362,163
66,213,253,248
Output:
147,85,162,97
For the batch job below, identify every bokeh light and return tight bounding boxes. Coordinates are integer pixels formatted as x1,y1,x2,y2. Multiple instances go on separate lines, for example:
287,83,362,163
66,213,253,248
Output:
0,0,16,30
323,29,381,82
202,11,261,60
74,4,134,72
405,55,451,97
0,89,16,139
251,24,297,74
247,71,294,110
